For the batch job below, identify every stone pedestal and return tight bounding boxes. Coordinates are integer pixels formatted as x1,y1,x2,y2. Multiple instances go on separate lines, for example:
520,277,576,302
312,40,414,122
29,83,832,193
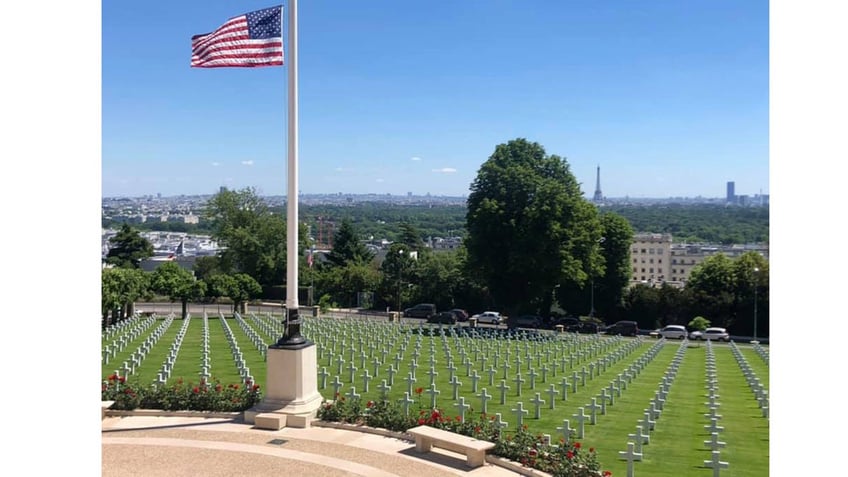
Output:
245,342,322,428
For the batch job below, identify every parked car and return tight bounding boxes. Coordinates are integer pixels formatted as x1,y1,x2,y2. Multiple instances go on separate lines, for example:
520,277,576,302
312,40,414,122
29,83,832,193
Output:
690,327,730,341
403,303,436,319
509,315,544,329
604,320,639,337
427,311,457,325
657,324,688,339
471,311,503,325
576,322,601,334
448,308,469,322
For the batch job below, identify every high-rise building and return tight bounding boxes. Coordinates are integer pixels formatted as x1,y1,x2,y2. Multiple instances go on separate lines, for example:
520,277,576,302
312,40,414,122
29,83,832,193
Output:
726,181,735,203
593,165,604,202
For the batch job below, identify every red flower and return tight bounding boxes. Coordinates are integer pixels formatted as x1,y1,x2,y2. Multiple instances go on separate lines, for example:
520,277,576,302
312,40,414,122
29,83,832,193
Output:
233,384,239,390
118,376,126,384
367,400,374,408
566,451,574,460
108,374,118,381
192,386,200,393
590,447,595,453
418,418,425,425
245,379,252,387
215,384,223,392
474,426,481,433
252,384,260,391
528,449,538,457
603,472,612,477
455,416,461,421
574,442,581,449
415,387,424,395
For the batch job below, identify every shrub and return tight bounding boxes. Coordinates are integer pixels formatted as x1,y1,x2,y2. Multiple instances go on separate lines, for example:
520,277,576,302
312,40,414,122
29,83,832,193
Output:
102,374,262,412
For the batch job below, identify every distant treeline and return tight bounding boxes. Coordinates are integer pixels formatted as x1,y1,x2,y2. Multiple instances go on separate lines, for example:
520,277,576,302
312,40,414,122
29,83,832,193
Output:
104,202,768,245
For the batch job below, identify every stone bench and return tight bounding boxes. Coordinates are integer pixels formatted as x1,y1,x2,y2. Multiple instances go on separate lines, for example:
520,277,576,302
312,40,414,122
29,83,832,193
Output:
102,401,115,420
407,425,495,468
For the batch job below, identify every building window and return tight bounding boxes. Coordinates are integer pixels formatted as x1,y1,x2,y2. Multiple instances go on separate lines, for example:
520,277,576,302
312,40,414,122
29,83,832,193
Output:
658,259,662,264
672,259,677,264
649,248,655,254
641,268,645,273
649,268,654,273
633,258,637,263
641,249,646,254
649,258,654,264
657,248,663,254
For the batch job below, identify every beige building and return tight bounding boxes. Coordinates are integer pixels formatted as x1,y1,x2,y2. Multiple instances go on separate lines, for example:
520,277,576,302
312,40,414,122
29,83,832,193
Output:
630,233,672,285
630,233,769,288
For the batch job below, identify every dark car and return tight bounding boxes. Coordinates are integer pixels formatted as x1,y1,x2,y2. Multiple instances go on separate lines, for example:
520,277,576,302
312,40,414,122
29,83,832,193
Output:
448,308,469,322
403,303,437,319
604,320,639,337
427,311,457,325
576,322,601,334
509,315,544,329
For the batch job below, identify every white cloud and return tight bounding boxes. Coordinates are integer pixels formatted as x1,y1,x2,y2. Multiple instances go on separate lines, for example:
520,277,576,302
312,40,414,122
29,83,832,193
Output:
211,162,221,167
375,178,384,183
432,168,457,173
241,160,254,166
411,156,422,161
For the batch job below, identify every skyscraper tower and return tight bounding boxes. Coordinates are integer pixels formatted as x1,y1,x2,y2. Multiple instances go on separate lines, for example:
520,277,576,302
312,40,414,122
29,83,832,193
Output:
593,165,604,202
726,181,735,204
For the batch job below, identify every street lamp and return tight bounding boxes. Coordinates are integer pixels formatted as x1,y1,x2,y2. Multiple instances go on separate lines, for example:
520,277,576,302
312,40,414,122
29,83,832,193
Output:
397,249,404,312
590,237,606,318
752,267,759,343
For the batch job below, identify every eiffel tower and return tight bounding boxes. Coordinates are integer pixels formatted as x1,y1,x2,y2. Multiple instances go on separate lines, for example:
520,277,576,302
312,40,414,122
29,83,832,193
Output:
592,165,604,202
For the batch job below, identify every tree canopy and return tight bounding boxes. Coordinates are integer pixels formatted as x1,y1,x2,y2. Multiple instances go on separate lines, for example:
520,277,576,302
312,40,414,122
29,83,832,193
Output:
465,138,607,316
106,224,154,269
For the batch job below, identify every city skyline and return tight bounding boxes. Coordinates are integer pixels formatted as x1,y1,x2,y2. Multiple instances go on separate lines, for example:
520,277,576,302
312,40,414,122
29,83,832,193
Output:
101,1,768,199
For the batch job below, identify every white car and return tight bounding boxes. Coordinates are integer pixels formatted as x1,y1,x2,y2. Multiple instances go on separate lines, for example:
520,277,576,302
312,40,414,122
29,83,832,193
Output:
471,311,503,325
690,327,730,341
657,325,688,339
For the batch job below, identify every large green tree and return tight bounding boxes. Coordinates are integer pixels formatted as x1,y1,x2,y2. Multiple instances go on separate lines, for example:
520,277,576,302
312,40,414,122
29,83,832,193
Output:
325,219,375,267
465,138,602,317
106,224,154,269
203,187,292,287
591,212,635,319
149,261,206,319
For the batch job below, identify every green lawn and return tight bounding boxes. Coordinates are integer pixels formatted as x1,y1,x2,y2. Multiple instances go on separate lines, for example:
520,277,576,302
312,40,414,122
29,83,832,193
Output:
102,314,769,475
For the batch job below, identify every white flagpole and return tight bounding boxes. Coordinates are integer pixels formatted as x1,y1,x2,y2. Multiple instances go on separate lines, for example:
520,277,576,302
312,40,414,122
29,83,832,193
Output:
279,0,305,345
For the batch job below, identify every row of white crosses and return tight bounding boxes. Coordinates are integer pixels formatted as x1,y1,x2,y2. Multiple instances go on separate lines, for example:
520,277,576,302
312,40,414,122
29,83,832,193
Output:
701,341,730,477
152,314,191,385
616,338,687,477
198,313,212,381
114,314,178,380
246,312,285,345
217,312,254,385
751,341,769,367
233,312,269,361
102,313,148,343
102,314,159,365
729,341,769,419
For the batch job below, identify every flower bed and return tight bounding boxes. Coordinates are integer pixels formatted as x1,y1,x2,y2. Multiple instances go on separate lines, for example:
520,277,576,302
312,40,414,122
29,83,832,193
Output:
101,374,262,412
316,394,611,477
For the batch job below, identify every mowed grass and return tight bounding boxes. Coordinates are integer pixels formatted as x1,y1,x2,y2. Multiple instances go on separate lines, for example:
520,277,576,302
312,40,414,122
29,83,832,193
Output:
102,315,769,475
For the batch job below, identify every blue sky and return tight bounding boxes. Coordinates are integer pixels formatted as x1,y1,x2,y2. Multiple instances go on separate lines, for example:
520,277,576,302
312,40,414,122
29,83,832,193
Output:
101,0,769,199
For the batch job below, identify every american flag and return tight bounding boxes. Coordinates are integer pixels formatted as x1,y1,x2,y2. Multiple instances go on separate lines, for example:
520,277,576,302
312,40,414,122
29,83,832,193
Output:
191,6,283,68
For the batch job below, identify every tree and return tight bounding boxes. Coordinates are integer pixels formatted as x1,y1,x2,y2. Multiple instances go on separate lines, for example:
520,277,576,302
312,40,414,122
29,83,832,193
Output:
592,212,635,319
378,243,419,311
149,262,205,319
688,316,710,331
101,267,150,325
317,262,381,308
325,219,375,267
106,224,154,269
465,138,602,317
229,273,262,314
203,187,289,287
686,254,739,329
397,222,425,251
193,256,222,282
